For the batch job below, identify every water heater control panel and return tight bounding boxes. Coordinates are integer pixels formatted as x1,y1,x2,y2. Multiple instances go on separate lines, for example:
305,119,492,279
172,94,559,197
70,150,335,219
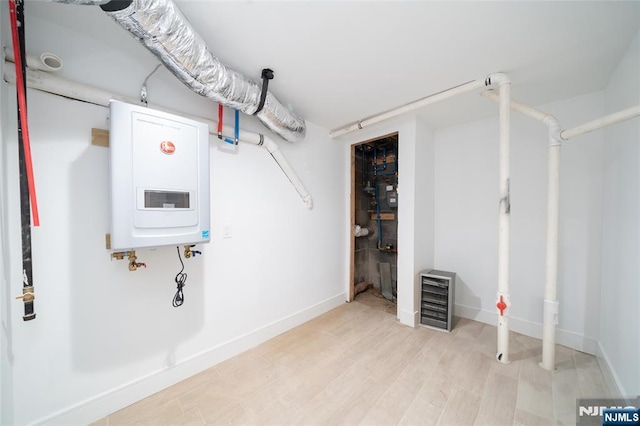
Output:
109,100,210,250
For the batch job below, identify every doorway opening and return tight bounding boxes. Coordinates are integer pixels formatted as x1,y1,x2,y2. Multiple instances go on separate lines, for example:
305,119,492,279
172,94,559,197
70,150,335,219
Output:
350,133,399,315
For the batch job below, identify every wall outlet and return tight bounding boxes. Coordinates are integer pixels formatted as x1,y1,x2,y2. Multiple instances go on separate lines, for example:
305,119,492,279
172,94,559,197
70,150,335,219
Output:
222,224,232,239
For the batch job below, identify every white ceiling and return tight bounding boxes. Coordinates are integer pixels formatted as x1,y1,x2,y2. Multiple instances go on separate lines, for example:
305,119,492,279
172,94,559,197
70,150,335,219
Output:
24,1,640,131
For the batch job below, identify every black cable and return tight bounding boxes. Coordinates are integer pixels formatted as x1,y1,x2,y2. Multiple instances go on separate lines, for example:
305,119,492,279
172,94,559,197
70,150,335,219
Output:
14,0,35,321
173,246,187,307
253,68,274,116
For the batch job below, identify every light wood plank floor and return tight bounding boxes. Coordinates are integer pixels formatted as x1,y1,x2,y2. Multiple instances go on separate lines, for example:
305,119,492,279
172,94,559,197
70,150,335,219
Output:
93,301,615,425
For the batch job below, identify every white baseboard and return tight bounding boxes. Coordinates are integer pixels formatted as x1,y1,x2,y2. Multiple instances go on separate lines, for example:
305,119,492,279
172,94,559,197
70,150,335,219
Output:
454,303,599,355
596,341,625,398
456,302,624,398
398,309,418,327
36,293,347,426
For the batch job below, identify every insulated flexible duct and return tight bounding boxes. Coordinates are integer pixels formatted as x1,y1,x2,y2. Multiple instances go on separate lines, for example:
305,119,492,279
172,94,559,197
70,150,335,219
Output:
48,0,306,142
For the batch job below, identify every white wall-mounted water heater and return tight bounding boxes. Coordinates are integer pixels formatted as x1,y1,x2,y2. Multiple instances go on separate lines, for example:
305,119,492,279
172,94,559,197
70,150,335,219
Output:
109,100,210,251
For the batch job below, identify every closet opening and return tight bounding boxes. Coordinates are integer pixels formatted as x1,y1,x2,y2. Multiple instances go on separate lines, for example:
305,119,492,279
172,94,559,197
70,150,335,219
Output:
350,133,399,315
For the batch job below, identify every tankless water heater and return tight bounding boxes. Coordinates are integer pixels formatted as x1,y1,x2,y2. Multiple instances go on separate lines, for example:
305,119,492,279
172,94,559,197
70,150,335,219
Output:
109,100,210,251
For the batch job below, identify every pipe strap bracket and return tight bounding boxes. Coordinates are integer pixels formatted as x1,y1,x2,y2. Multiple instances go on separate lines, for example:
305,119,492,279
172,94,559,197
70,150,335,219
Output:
543,299,559,325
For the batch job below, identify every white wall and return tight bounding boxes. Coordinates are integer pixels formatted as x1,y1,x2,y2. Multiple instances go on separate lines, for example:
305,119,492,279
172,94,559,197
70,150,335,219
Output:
434,91,605,354
339,115,433,327
600,31,640,397
1,2,13,423
1,13,346,426
413,119,435,314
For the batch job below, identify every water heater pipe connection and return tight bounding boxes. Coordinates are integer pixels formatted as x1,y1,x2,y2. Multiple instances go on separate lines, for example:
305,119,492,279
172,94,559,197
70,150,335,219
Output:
183,245,201,258
110,251,146,271
2,64,313,209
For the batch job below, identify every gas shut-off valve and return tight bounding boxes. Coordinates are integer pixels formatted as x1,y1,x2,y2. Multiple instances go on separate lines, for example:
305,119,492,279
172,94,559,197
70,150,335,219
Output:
111,250,147,271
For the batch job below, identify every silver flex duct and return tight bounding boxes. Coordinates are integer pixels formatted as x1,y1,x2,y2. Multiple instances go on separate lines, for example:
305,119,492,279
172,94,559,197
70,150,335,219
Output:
49,0,307,142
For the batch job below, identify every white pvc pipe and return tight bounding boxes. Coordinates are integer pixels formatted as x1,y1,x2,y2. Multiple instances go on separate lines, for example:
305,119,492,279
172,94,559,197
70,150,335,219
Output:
482,90,640,142
330,74,514,363
541,143,560,371
4,61,123,106
3,64,313,209
261,138,313,209
4,47,63,72
494,76,511,364
354,225,370,238
482,90,640,371
560,105,640,140
482,90,550,124
482,89,561,370
329,78,491,138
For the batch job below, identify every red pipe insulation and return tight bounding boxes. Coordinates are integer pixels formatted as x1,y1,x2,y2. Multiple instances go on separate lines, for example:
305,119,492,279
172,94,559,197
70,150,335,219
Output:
9,0,40,226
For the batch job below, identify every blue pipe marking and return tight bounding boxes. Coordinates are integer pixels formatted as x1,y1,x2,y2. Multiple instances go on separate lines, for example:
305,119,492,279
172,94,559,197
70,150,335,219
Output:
234,109,239,144
374,179,382,248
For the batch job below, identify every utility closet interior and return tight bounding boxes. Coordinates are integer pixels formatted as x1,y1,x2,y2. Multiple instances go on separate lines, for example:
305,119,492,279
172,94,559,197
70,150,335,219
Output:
352,134,399,305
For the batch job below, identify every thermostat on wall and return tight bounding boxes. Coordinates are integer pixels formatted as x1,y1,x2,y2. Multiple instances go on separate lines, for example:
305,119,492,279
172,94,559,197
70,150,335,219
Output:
109,100,210,250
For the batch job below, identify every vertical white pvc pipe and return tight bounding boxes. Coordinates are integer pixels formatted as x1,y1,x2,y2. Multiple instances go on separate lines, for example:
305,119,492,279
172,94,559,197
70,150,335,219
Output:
481,90,562,369
481,90,639,371
541,138,561,371
496,78,511,363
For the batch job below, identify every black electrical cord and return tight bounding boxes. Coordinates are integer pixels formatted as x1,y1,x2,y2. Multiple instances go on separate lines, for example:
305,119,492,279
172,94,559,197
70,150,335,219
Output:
12,0,36,321
253,68,274,116
173,246,187,307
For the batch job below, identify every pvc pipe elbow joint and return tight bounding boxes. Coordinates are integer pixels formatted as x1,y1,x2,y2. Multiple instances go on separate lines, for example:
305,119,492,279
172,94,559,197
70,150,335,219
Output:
548,133,563,147
262,137,279,154
487,73,510,86
543,117,563,146
303,195,313,209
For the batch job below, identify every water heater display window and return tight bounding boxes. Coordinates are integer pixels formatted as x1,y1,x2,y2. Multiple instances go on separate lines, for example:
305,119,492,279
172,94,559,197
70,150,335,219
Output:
144,190,190,209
